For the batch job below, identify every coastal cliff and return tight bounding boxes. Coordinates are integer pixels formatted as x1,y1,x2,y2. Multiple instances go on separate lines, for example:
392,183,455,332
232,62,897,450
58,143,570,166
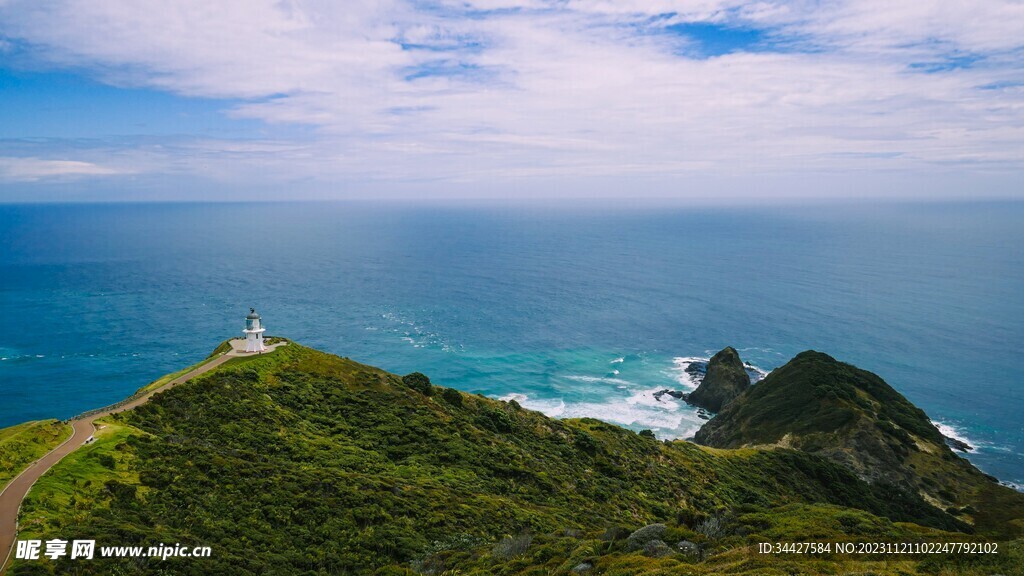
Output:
5,342,1024,575
694,350,1024,538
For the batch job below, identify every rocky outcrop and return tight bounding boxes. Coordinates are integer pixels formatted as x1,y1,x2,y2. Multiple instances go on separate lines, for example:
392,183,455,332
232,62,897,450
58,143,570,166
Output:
685,347,751,412
685,362,707,376
944,435,974,452
693,350,998,509
653,389,686,401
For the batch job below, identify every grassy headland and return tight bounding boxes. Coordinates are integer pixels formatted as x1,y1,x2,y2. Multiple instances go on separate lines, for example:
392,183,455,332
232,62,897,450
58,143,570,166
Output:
8,342,1024,575
695,350,1024,539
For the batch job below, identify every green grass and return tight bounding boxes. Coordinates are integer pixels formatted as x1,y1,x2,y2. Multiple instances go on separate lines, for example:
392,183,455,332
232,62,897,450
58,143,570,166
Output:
16,419,144,544
0,420,72,490
132,338,236,395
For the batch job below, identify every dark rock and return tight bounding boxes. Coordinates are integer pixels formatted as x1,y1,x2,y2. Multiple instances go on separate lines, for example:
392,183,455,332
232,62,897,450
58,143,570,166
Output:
654,389,687,401
685,361,707,377
697,410,710,420
686,347,750,413
944,435,974,452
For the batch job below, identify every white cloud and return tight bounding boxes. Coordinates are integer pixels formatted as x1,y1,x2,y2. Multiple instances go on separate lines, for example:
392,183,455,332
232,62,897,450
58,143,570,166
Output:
0,157,125,181
0,0,1023,199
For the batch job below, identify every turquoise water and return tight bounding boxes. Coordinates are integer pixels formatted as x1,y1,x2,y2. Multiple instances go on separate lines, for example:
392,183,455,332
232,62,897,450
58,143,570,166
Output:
1,201,1022,487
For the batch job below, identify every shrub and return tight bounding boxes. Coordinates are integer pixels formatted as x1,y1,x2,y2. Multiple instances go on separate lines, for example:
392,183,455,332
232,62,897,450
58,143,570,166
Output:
625,524,666,551
104,480,137,503
601,526,631,541
97,453,116,469
477,408,515,433
638,429,656,439
677,540,700,557
402,372,432,396
492,534,532,559
696,514,729,539
642,539,671,558
374,567,414,576
573,432,598,455
676,508,707,528
441,387,463,407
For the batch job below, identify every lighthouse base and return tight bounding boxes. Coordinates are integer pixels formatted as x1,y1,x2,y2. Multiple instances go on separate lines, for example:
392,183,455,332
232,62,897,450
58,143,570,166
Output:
245,340,267,353
244,331,266,353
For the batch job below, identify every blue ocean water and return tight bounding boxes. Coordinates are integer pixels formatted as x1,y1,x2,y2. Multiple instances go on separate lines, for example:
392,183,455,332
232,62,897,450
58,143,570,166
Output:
1,201,1022,487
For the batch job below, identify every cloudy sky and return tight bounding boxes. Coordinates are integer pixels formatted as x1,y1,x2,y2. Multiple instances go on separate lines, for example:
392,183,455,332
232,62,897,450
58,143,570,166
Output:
1,0,1023,202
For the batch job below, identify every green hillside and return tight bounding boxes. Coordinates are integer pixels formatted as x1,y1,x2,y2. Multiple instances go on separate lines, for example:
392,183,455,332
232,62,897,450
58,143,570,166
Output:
0,420,72,489
694,350,1024,539
9,343,1024,575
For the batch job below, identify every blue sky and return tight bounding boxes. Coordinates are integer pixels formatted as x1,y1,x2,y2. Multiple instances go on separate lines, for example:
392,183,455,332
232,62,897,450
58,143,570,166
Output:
0,71,262,139
1,1,1023,202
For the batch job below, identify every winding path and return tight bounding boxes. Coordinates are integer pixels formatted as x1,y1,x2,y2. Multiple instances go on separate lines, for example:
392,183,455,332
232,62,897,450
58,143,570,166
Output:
0,339,284,573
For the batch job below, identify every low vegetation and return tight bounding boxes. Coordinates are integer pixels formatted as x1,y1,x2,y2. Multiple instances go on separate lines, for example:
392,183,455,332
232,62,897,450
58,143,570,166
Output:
9,343,1024,575
0,420,72,489
133,338,234,395
694,350,1024,534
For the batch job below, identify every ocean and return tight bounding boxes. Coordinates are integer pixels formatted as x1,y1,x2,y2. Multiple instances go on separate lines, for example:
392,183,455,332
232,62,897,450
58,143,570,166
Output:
1,200,1022,487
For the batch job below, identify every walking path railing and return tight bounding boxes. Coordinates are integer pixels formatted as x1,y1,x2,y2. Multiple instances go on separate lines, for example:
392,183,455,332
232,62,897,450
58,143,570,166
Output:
70,391,149,422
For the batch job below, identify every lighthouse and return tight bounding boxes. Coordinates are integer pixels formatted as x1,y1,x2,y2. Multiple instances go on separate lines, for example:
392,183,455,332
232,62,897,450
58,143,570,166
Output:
243,308,267,353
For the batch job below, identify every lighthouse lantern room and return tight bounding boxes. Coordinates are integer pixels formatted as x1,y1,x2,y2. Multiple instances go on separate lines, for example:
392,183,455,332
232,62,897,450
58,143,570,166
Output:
243,308,267,352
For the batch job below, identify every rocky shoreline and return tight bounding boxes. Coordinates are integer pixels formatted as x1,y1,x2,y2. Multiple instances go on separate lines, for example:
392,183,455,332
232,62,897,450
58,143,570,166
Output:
943,435,974,452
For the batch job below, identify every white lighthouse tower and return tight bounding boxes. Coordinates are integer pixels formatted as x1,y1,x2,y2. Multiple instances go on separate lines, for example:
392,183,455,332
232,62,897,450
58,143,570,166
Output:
243,308,267,353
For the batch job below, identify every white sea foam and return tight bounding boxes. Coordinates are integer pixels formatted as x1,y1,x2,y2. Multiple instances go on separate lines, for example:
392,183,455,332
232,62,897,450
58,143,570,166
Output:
563,398,686,430
497,384,709,438
496,353,773,444
564,375,635,386
500,393,566,417
382,311,462,352
746,364,770,382
932,420,977,449
627,387,682,409
1002,481,1024,493
670,356,707,391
